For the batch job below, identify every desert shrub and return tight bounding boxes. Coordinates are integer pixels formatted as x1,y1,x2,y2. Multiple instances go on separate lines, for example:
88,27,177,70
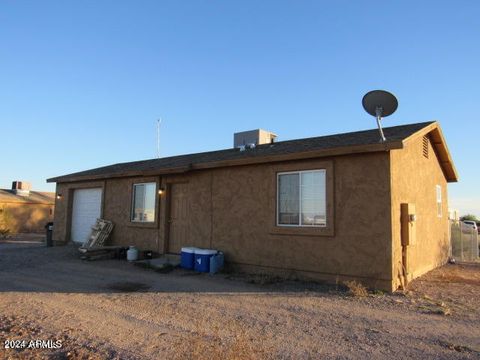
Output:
0,228,10,239
344,280,368,297
0,208,12,237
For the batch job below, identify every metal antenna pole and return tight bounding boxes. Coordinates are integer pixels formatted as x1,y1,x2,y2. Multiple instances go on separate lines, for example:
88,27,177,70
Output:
375,107,386,143
157,118,162,158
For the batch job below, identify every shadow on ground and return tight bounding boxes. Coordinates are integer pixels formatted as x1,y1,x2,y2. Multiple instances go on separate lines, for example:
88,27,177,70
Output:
0,243,342,294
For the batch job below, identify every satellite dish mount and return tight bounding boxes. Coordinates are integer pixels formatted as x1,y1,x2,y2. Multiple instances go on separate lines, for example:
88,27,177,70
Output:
374,106,387,143
362,90,398,143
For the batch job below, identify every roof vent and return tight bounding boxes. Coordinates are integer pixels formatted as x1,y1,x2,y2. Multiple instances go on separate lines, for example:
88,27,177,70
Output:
422,136,429,159
12,181,31,197
234,129,277,149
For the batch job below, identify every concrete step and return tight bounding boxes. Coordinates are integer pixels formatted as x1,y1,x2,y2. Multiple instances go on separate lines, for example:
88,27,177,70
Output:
135,254,181,271
164,254,180,263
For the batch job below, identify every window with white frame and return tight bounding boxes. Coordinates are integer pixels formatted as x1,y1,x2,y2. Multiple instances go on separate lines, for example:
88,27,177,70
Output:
436,185,442,217
131,183,156,222
277,170,326,227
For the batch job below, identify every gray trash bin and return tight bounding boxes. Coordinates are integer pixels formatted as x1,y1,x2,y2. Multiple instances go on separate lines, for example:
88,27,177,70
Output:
45,222,53,247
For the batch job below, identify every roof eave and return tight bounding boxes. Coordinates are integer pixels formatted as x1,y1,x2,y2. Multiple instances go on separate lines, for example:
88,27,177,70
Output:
46,165,191,183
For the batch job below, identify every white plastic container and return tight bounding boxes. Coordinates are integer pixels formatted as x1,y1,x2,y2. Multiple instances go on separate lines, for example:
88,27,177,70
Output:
127,246,139,262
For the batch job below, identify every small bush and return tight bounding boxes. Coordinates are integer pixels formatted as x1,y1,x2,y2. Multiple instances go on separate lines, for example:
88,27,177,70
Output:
0,228,10,239
344,280,368,297
372,289,385,296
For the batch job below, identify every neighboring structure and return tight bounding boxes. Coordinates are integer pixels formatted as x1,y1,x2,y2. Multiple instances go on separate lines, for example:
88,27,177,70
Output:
448,208,460,221
0,181,55,233
48,121,458,291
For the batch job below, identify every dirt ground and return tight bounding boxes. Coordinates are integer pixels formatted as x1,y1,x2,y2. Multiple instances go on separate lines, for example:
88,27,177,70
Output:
0,241,479,360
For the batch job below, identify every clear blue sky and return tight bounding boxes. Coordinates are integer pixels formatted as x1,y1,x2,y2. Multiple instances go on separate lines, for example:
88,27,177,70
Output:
1,1,478,215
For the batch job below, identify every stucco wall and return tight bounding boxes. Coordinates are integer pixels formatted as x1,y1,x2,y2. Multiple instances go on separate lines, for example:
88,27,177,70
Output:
209,155,393,289
52,152,394,289
390,134,450,288
0,202,54,233
101,176,159,250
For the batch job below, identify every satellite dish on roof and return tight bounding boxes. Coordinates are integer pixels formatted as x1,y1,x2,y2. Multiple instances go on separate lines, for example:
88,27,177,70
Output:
362,90,398,143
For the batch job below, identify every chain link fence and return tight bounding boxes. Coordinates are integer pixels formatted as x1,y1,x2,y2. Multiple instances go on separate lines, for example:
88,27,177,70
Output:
451,220,479,262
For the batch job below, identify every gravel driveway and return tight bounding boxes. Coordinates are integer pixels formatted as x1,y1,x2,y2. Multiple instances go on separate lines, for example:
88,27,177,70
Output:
0,242,479,359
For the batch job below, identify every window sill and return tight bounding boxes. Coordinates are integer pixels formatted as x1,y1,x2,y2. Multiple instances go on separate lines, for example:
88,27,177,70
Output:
269,226,334,237
127,222,158,229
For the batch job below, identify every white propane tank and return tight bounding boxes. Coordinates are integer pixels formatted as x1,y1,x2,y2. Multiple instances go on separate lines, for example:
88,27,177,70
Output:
127,246,139,262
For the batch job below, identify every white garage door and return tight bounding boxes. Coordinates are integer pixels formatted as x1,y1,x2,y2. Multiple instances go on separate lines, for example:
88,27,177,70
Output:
71,188,102,244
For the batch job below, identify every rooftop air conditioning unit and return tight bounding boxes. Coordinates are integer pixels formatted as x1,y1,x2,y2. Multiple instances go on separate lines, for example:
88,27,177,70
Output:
233,129,277,149
12,181,31,197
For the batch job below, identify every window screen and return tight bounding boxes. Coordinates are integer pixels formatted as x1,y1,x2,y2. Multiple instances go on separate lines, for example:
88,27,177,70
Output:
131,183,156,222
277,170,326,227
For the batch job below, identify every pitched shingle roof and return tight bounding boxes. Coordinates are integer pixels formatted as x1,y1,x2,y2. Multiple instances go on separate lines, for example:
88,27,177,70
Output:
0,190,55,205
48,121,439,183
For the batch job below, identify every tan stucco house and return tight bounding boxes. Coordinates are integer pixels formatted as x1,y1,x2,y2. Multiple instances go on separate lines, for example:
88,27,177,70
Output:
0,181,55,234
47,121,458,291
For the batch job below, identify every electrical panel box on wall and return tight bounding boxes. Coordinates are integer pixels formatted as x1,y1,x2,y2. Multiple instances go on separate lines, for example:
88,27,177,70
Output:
401,203,416,246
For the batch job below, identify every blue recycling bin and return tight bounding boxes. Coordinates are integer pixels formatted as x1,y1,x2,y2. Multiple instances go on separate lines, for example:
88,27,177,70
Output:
180,247,198,269
194,249,217,273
